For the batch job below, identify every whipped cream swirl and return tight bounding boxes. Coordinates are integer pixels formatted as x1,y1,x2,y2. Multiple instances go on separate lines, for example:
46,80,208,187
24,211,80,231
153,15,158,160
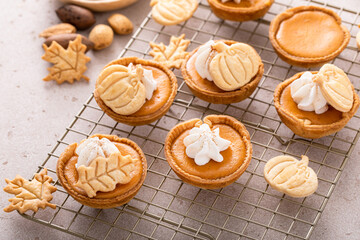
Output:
221,0,241,3
128,63,157,100
76,137,119,167
194,40,215,81
183,123,231,166
290,72,328,114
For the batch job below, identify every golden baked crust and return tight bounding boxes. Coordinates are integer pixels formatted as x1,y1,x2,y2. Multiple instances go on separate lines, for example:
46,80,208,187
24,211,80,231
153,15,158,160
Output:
181,40,264,104
208,0,274,22
269,6,350,68
56,134,147,208
274,72,360,139
94,57,177,126
165,115,252,189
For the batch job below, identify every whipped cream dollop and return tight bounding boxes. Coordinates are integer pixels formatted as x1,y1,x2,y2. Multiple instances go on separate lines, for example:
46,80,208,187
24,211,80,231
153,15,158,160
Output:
290,71,328,114
221,0,241,3
128,63,157,100
194,40,215,81
183,123,231,166
76,137,119,167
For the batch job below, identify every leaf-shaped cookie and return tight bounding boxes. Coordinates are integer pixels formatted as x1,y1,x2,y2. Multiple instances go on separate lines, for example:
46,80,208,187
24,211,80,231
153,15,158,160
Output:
314,64,353,112
149,34,190,69
75,152,136,198
96,64,146,115
3,168,57,213
264,155,318,198
209,42,262,91
42,35,91,84
150,0,198,26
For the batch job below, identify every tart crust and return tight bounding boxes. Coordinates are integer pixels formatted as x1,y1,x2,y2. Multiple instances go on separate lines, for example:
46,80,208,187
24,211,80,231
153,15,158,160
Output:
56,134,147,208
274,72,360,139
165,115,252,189
181,40,264,104
269,6,350,68
207,0,274,22
94,57,178,126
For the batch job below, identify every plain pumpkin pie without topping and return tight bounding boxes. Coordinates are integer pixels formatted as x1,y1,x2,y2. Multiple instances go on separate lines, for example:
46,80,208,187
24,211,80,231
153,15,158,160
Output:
56,134,147,209
181,40,264,104
274,64,359,139
165,115,252,189
94,57,177,126
269,6,350,68
208,0,274,22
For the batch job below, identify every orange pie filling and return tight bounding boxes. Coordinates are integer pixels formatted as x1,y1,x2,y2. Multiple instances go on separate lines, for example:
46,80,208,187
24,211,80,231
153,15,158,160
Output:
215,0,265,8
131,66,171,117
280,85,343,125
63,136,143,199
171,123,246,179
276,10,345,58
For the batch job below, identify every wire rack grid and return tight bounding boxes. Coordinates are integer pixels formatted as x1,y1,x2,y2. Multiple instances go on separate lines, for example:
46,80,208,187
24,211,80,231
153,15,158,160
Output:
20,0,360,239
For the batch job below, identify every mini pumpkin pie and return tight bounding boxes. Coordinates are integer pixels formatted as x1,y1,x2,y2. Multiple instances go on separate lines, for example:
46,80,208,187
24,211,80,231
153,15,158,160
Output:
269,6,350,68
56,134,147,208
182,40,264,104
208,0,274,22
165,115,252,189
94,57,177,126
274,64,359,139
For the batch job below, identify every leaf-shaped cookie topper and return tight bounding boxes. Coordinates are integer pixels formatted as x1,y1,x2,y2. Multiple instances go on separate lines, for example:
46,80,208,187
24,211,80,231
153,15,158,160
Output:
75,152,136,198
3,168,57,214
209,42,262,91
264,155,318,198
42,35,91,84
149,34,190,69
314,64,353,112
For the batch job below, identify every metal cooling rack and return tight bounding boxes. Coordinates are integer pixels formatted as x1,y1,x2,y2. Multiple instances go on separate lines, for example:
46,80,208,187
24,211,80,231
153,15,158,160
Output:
20,0,360,239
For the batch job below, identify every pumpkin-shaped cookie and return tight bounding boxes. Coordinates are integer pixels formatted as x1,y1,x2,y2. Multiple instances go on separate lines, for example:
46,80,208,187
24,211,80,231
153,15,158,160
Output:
96,65,146,115
150,0,198,26
264,155,318,198
209,42,262,91
314,64,354,112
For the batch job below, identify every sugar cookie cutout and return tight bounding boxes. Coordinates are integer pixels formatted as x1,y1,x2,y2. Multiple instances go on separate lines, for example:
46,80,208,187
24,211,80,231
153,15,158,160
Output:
264,155,318,198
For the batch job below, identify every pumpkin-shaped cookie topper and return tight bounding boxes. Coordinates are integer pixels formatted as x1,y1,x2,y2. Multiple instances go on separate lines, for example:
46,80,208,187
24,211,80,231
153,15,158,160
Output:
314,64,353,112
209,42,262,91
150,0,198,26
264,155,318,198
96,64,146,115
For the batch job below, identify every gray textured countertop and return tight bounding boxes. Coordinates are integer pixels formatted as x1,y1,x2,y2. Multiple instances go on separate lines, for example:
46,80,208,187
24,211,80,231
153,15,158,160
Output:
0,0,359,239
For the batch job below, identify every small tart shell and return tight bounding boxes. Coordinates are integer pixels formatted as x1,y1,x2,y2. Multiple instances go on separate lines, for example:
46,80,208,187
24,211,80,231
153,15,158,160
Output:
207,0,274,22
165,115,252,189
274,72,360,139
94,57,177,126
269,6,350,68
56,134,147,209
181,40,264,104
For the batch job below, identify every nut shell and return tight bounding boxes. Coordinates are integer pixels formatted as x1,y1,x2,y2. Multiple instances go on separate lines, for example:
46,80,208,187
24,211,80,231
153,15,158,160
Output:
43,33,94,52
89,24,114,50
108,14,133,35
56,4,96,30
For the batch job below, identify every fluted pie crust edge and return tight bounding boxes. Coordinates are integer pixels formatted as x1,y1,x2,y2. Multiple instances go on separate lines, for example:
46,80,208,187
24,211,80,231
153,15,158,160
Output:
94,57,178,126
56,134,147,209
273,72,360,139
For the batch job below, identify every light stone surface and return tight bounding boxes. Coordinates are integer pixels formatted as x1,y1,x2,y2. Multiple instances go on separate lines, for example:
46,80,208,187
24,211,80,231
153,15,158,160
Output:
0,0,359,239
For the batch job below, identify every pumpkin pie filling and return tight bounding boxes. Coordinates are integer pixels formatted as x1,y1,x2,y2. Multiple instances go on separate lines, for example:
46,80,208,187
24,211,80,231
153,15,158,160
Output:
215,0,264,8
276,11,345,58
131,66,171,117
280,85,343,125
64,142,143,199
170,123,246,179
